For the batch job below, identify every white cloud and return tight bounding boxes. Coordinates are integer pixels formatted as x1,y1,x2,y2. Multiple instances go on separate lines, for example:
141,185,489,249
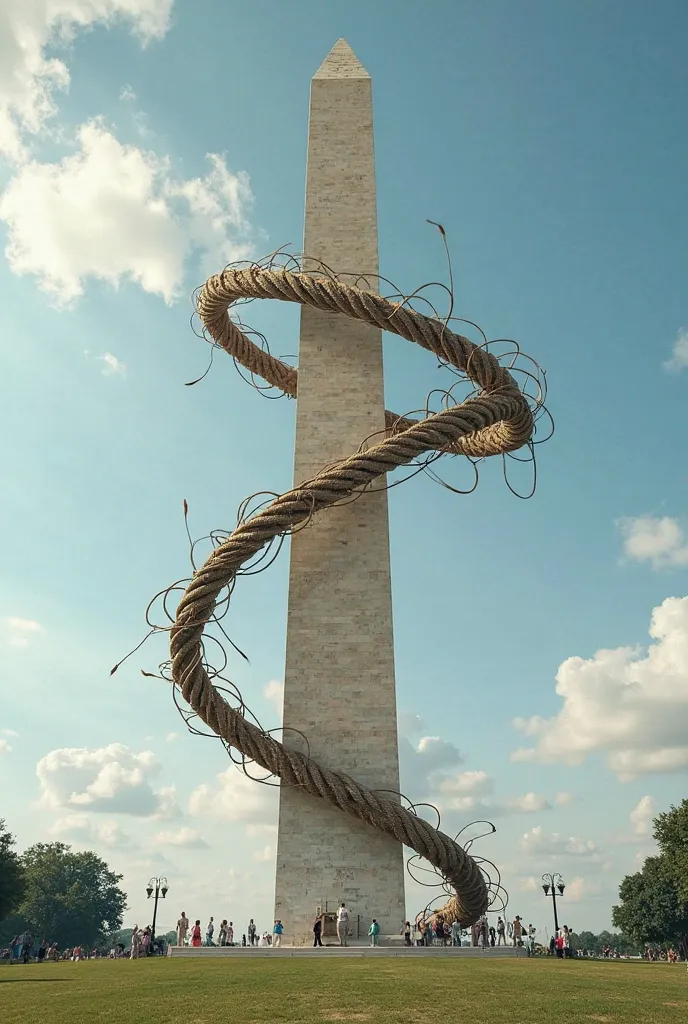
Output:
518,876,539,892
507,792,551,813
36,743,181,817
399,735,464,790
438,770,493,798
252,844,274,863
165,732,180,743
555,792,574,806
0,739,12,754
1,729,19,737
98,352,126,376
50,813,130,848
519,825,599,860
0,122,254,305
510,597,688,780
0,0,173,163
629,796,655,837
263,680,284,720
618,516,688,570
188,767,278,827
4,616,45,647
154,827,209,849
663,328,688,373
565,876,593,903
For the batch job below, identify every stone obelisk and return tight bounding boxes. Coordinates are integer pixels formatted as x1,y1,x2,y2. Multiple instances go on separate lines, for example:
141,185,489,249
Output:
274,39,406,944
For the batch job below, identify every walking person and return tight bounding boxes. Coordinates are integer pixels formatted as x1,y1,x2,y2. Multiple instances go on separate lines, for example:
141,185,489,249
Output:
451,920,461,947
191,920,202,948
368,919,380,947
313,916,323,948
336,903,350,947
206,917,215,947
176,911,189,947
273,920,283,947
247,919,257,946
218,920,228,946
496,917,506,945
402,921,412,947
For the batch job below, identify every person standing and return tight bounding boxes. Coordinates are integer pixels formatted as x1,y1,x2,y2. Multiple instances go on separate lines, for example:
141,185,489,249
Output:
247,919,257,946
313,916,323,948
402,921,412,947
218,920,228,946
513,916,523,947
336,903,350,947
176,911,189,947
496,917,506,945
227,922,234,946
206,917,214,947
21,930,33,964
368,919,380,947
191,920,202,948
130,926,141,960
450,920,461,947
273,920,283,947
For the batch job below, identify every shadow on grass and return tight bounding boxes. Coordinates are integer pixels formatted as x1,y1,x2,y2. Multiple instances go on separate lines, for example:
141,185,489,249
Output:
0,978,72,983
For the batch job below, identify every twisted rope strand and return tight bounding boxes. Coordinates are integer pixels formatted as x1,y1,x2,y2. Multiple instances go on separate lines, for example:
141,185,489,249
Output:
171,267,535,926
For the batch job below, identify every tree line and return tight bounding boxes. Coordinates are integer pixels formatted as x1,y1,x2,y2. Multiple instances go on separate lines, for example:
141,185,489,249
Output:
0,820,126,950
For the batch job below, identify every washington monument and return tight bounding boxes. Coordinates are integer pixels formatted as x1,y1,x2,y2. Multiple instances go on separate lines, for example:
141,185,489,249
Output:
274,39,406,943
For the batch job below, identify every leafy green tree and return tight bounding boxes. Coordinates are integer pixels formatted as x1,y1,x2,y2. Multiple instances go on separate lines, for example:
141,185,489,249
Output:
569,929,599,952
18,842,127,949
0,820,25,922
653,798,688,902
613,853,688,957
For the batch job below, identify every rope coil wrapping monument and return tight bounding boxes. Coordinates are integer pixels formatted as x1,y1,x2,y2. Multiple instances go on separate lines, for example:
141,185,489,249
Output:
169,262,540,928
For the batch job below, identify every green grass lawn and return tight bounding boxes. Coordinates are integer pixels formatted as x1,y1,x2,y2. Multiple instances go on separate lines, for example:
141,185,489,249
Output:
1,957,686,1023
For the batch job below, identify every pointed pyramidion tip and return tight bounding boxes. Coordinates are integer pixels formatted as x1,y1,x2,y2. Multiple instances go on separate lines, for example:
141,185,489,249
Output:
313,38,370,80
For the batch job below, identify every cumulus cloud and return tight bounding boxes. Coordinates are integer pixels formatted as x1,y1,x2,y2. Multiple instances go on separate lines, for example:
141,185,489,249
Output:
618,516,688,570
0,0,172,162
165,732,180,743
4,616,45,647
0,739,12,755
188,767,278,827
519,825,600,860
629,796,655,838
518,876,539,892
399,735,465,791
37,743,181,818
98,352,126,376
264,680,284,720
507,793,551,813
50,813,130,848
438,770,493,799
511,597,688,779
663,328,688,373
154,827,209,849
565,876,594,903
0,122,254,305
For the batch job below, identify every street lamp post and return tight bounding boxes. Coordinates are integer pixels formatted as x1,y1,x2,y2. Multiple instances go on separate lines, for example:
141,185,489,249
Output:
146,876,168,949
542,873,565,939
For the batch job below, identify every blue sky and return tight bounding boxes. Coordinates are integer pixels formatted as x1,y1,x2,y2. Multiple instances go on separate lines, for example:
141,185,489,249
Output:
1,0,687,939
